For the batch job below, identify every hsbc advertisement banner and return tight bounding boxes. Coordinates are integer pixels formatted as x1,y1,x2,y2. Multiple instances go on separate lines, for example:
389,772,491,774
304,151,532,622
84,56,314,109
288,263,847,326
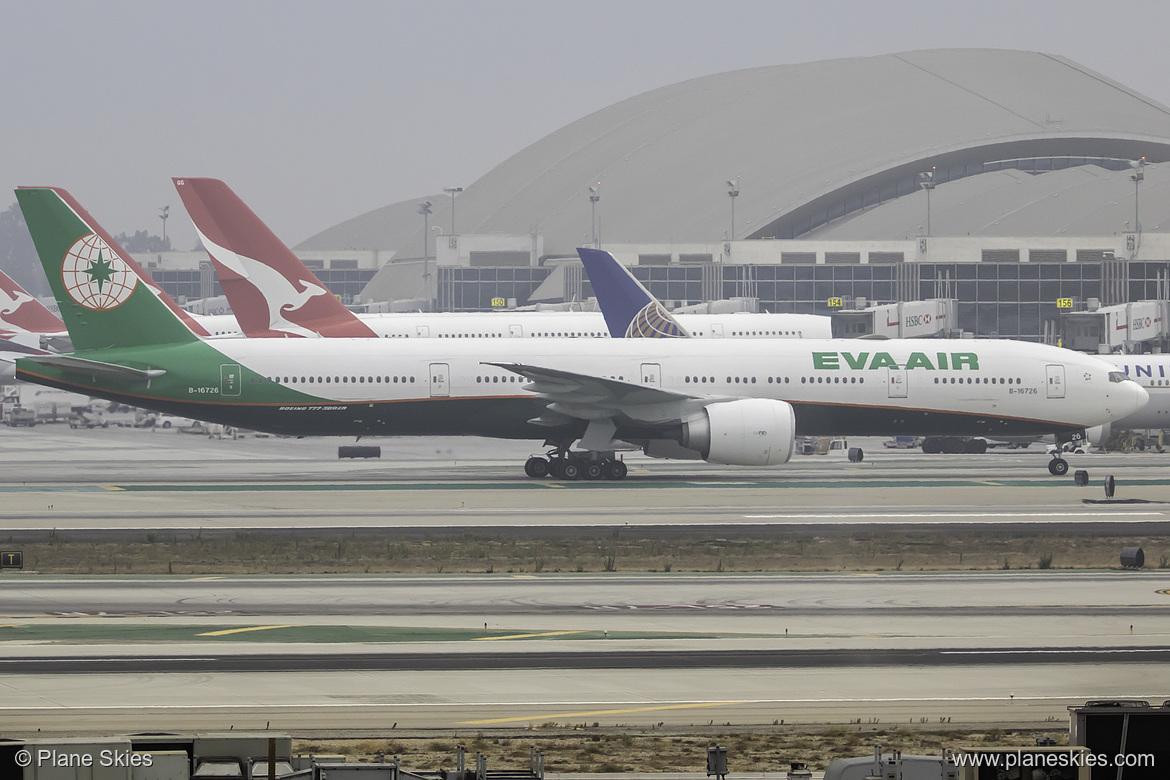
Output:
1127,300,1163,342
900,300,947,338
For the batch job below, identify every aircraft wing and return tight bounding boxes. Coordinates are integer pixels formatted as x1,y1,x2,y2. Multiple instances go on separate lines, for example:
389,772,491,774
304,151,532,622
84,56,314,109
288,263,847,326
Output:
19,355,167,384
487,361,727,426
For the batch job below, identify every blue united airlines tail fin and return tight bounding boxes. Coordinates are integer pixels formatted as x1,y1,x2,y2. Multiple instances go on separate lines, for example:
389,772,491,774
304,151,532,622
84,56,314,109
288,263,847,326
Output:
576,248,690,338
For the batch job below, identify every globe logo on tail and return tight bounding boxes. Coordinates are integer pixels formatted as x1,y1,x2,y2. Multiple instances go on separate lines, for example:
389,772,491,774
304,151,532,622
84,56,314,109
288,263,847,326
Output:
61,233,137,310
626,301,687,338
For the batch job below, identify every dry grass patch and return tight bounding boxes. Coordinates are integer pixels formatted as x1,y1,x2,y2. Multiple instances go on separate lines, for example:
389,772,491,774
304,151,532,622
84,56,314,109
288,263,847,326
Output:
293,727,1066,773
8,528,1170,574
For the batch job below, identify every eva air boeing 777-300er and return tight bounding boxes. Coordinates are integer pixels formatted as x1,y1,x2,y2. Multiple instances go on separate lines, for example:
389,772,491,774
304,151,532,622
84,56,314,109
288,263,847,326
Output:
12,186,1148,480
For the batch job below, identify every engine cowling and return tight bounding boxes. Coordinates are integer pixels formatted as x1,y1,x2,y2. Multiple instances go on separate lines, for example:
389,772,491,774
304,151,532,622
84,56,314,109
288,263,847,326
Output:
1085,423,1110,447
679,398,796,466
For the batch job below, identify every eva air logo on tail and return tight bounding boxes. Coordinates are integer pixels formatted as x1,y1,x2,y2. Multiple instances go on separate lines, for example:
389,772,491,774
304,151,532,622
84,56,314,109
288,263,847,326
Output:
61,233,138,310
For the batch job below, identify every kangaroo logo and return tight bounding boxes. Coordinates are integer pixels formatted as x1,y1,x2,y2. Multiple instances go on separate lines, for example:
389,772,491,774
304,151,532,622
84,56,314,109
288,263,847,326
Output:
0,284,35,318
196,226,329,336
61,233,138,311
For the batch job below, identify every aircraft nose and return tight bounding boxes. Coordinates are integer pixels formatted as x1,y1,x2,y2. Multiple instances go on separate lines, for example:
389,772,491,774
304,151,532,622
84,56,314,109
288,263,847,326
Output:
1126,381,1150,416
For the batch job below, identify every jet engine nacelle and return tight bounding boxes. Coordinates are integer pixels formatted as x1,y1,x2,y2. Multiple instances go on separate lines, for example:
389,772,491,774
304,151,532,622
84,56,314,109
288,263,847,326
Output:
1085,423,1110,447
680,398,796,466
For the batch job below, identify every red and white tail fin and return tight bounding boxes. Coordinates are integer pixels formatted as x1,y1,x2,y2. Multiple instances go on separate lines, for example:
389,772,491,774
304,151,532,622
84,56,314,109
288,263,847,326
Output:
174,178,376,338
44,188,211,338
0,268,65,335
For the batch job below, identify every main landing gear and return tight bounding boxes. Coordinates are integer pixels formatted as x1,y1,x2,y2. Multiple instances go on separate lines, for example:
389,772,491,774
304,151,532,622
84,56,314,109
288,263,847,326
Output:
524,449,628,481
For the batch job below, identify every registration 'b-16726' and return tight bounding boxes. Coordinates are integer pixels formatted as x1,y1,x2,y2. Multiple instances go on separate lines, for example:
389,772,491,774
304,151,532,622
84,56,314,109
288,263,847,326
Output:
11,187,1149,480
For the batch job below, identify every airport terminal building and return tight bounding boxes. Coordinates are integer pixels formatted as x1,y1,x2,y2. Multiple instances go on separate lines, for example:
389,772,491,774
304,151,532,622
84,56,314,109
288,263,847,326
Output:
153,49,1170,349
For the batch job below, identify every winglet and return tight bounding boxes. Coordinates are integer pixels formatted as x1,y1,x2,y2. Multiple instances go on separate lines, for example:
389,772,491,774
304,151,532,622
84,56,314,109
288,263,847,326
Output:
576,248,689,338
174,177,376,338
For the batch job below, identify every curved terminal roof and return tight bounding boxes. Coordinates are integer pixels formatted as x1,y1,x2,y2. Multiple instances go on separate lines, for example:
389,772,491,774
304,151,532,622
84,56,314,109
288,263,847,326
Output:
297,194,445,252
299,49,1170,257
808,161,1170,239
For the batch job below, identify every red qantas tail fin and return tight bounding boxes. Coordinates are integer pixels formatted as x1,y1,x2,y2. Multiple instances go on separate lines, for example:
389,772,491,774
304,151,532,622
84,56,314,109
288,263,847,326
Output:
174,178,375,338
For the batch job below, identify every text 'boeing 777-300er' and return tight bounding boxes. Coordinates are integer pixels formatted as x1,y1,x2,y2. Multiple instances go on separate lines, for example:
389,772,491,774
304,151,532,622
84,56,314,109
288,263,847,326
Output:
13,186,1148,480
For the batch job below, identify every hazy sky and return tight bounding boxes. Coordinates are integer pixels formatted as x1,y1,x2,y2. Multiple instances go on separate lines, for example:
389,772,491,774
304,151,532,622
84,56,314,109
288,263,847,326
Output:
3,0,1169,253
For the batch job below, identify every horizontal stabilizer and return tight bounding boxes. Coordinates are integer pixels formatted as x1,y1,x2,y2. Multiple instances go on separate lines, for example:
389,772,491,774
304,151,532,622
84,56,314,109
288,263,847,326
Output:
23,354,166,383
0,337,51,356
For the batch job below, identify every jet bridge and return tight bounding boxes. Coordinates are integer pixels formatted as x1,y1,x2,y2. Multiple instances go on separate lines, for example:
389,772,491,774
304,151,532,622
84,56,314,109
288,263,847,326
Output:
831,298,956,339
1061,299,1168,352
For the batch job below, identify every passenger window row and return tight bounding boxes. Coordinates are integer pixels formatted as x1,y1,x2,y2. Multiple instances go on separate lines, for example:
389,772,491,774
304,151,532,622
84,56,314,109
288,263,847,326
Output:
932,377,1020,384
256,376,416,385
802,376,865,384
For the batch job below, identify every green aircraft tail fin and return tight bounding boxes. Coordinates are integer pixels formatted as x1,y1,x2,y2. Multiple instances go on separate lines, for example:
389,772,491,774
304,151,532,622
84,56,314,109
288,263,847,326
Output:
15,187,199,352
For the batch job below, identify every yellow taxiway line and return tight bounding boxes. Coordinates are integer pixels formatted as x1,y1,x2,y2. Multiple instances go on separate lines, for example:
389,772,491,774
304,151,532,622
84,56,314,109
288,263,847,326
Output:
196,625,298,637
461,701,734,724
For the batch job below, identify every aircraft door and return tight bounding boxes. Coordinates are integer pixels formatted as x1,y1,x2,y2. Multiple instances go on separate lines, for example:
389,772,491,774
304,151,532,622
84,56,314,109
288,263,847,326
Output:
1046,364,1066,398
640,363,662,387
887,367,907,398
429,363,450,397
220,363,241,397
415,325,430,338
509,324,523,338
711,323,725,338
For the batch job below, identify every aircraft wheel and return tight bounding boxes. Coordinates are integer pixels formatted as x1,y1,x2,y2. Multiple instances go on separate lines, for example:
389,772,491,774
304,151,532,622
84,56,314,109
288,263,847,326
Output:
561,461,582,480
941,437,965,454
584,462,604,480
604,460,628,481
1048,457,1069,476
524,456,549,478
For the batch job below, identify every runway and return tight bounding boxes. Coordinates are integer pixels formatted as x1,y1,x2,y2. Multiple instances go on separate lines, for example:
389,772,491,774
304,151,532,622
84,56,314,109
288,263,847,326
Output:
0,426,1168,535
2,570,1169,733
0,425,1168,735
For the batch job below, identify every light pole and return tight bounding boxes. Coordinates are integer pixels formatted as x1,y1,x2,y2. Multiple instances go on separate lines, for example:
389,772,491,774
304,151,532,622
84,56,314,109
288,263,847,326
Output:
918,168,936,237
726,178,740,239
1131,157,1146,240
588,183,600,248
418,200,433,310
443,187,462,235
159,205,169,247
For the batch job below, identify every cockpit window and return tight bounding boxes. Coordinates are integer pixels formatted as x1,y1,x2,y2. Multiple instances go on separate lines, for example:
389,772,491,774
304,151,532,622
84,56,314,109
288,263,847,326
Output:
1108,371,1130,383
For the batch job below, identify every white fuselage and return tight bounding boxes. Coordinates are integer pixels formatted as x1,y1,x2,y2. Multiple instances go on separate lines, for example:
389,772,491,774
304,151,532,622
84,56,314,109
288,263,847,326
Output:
190,337,1142,436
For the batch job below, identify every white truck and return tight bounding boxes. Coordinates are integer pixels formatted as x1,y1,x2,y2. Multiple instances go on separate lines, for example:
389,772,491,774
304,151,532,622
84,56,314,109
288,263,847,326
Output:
1,382,92,424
